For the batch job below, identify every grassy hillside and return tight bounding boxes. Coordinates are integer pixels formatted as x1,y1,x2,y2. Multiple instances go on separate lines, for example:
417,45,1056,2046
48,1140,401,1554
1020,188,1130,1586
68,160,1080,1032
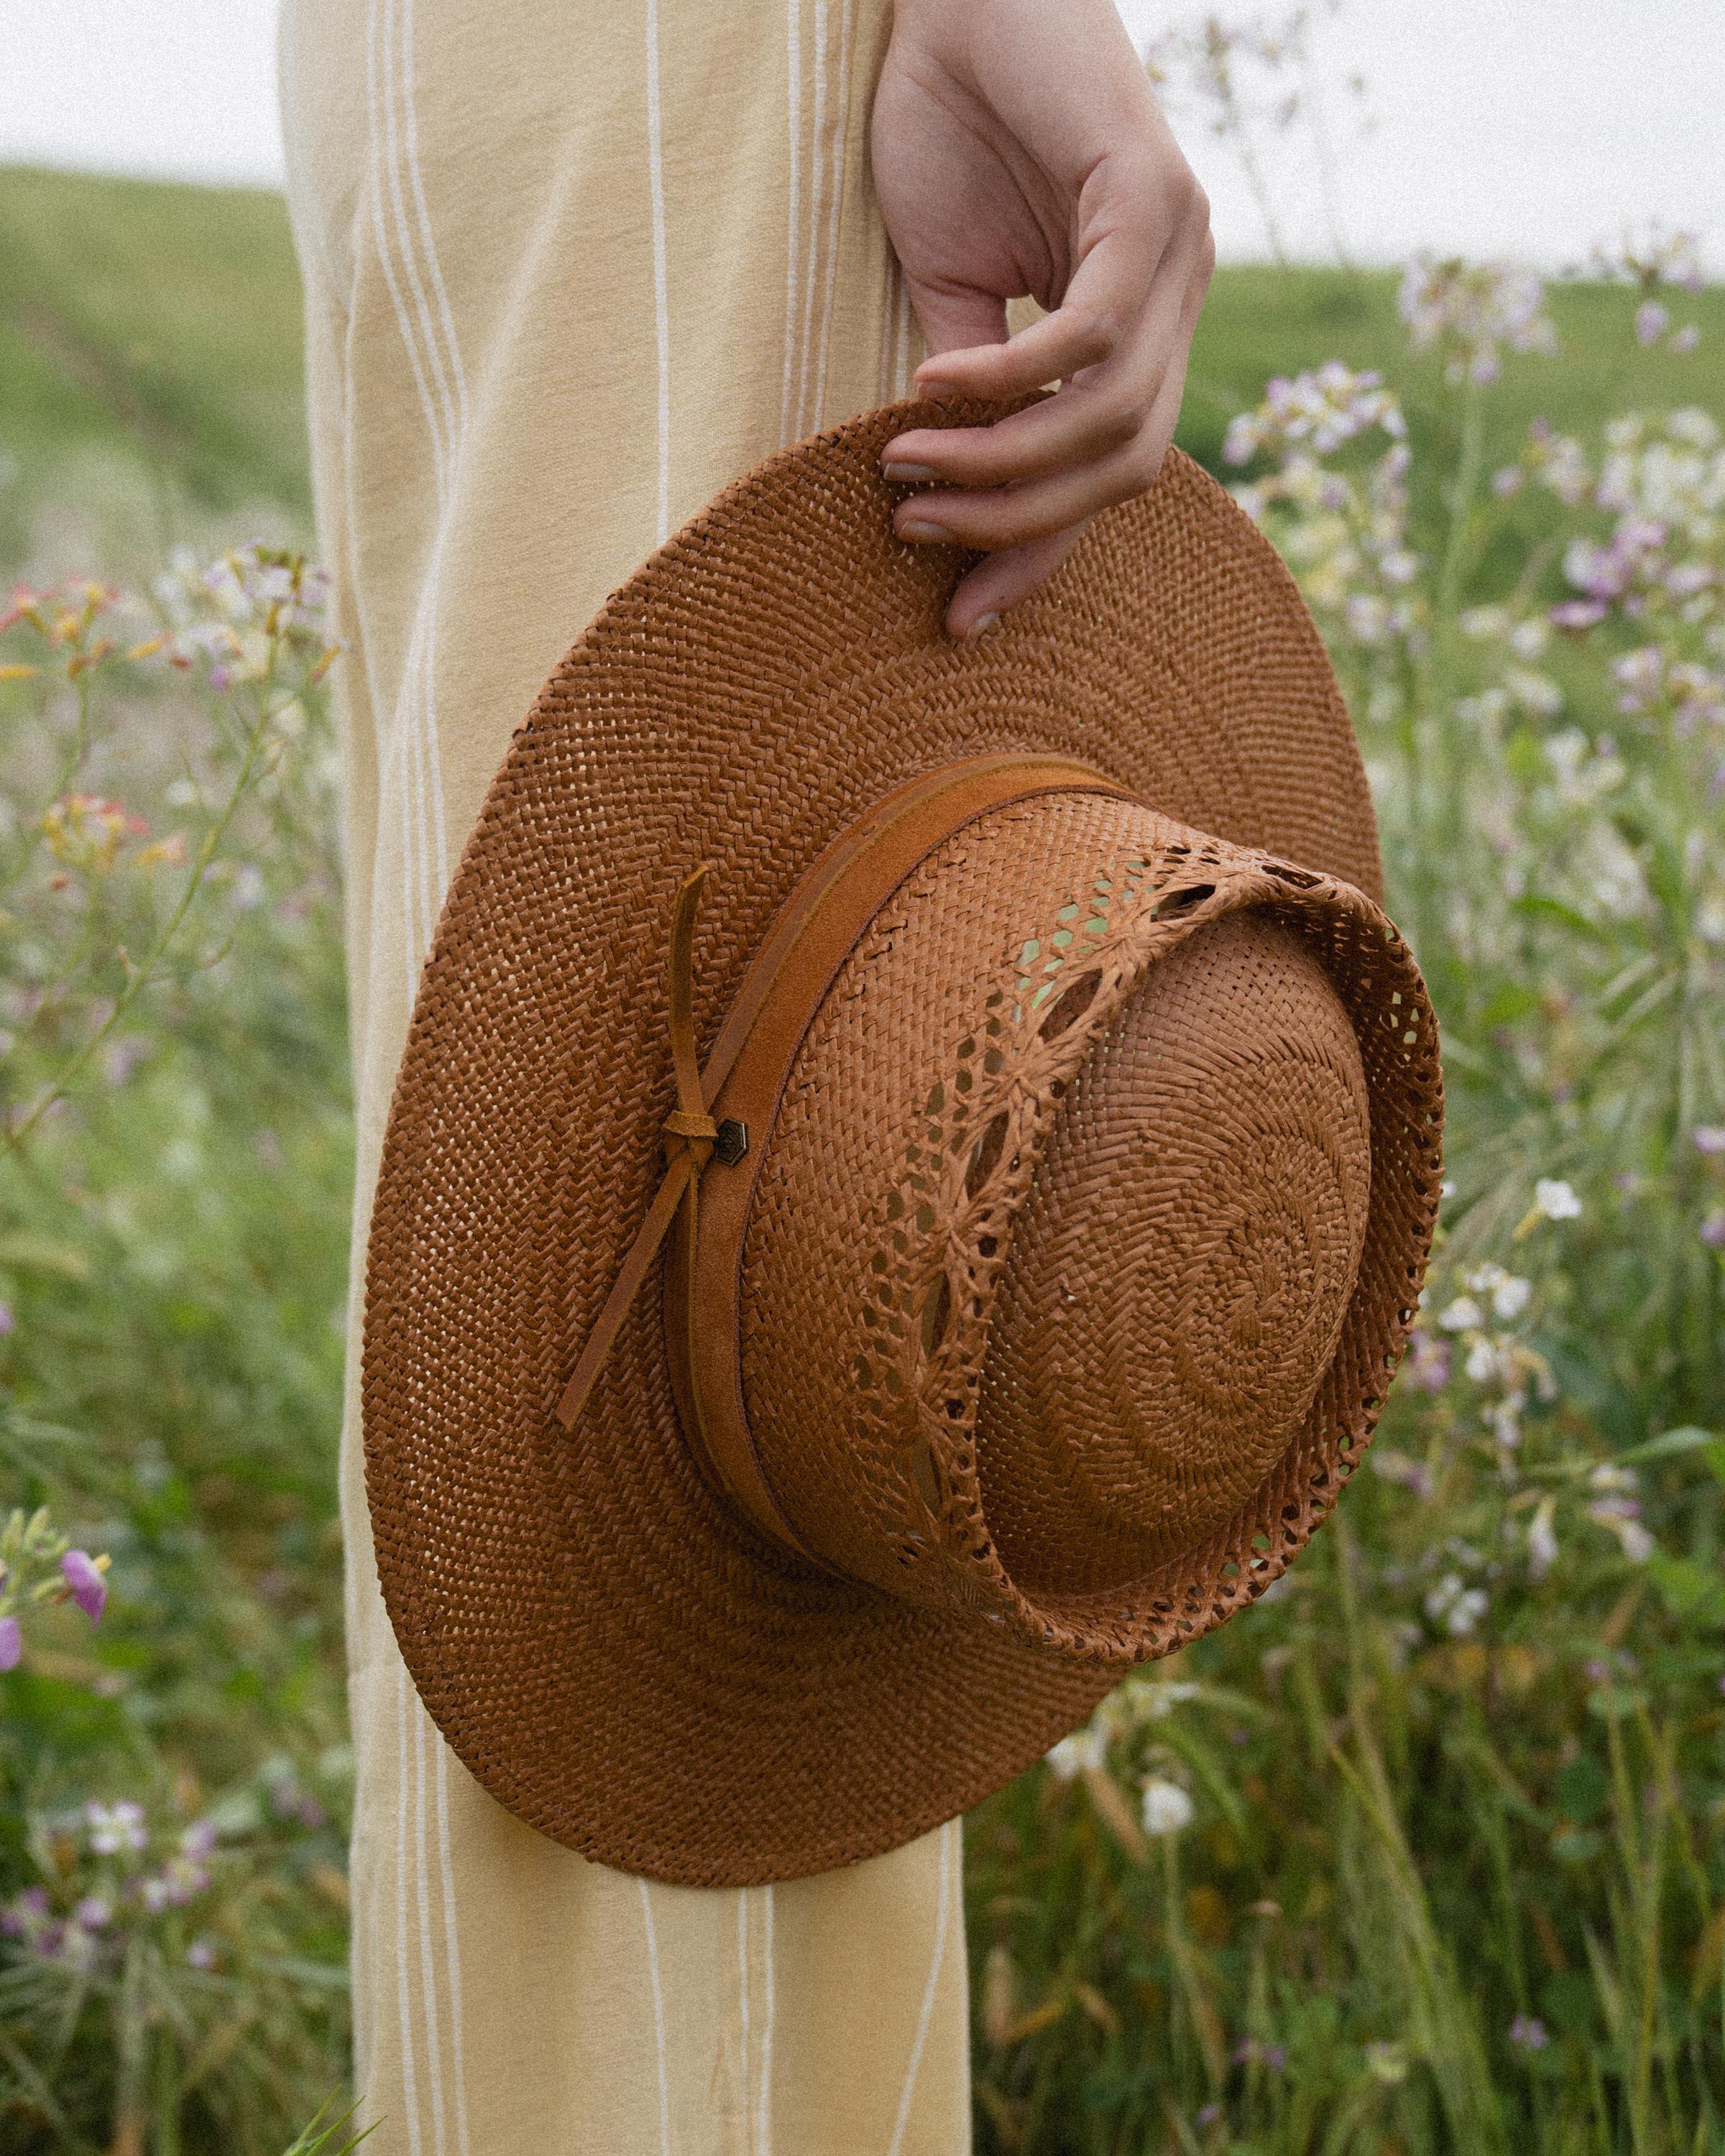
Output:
4,162,1722,569
0,167,310,562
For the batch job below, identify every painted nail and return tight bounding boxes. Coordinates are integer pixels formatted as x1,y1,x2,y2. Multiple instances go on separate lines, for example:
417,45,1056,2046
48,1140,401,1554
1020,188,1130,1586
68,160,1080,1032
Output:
881,461,939,484
967,612,1001,640
898,518,952,544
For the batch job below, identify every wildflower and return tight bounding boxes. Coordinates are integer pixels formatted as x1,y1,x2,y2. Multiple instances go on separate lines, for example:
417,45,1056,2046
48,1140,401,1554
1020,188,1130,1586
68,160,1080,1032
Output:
1545,729,1625,806
1223,361,1403,465
1371,1448,1435,1499
1701,1212,1725,1251
1141,1681,1201,1721
1425,1573,1489,1637
85,1800,147,1856
1590,219,1703,295
1438,1296,1482,1332
1509,2014,1550,2053
1464,1263,1532,1320
1586,1466,1655,1562
181,1818,218,1861
1611,645,1665,714
73,1896,111,1930
1549,599,1605,632
1044,1727,1107,1780
186,1936,219,1971
1635,301,1670,349
1404,1328,1450,1393
1398,256,1556,384
1670,325,1701,356
1,1885,49,1936
1140,1778,1195,1836
0,1303,14,1337
60,1548,106,1623
1527,1495,1560,1581
0,1615,19,1672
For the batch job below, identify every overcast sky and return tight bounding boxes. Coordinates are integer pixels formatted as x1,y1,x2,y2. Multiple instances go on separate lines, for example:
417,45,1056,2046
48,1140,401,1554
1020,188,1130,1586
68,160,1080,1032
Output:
0,0,1720,270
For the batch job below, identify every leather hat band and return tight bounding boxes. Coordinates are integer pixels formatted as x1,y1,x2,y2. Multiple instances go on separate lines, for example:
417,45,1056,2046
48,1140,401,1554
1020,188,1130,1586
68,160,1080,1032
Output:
655,754,1128,1558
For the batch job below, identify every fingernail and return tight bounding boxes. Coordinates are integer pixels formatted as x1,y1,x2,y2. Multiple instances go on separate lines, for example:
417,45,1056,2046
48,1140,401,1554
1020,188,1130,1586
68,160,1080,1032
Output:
898,518,952,544
966,612,1000,640
881,461,939,484
917,380,957,405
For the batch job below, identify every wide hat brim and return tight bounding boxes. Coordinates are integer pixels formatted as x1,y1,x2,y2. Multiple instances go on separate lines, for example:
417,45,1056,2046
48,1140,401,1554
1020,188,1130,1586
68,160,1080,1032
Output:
363,401,1391,1886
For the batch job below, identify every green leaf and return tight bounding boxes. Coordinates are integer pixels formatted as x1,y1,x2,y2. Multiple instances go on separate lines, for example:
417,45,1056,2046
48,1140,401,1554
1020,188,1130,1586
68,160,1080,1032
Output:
1619,1426,1725,1481
1511,893,1613,944
1645,1549,1725,1627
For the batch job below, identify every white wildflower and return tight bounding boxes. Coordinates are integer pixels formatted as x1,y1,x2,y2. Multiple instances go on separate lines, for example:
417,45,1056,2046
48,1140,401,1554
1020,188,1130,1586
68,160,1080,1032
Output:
1044,1727,1107,1781
1425,1573,1489,1637
1140,1778,1195,1837
1527,1496,1560,1580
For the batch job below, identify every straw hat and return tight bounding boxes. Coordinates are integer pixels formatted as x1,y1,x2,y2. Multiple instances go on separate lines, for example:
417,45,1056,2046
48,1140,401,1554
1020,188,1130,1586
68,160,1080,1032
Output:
362,399,1443,1887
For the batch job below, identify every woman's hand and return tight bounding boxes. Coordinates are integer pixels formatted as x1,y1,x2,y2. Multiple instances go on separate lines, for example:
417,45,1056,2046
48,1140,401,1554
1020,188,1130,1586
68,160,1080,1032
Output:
871,0,1214,637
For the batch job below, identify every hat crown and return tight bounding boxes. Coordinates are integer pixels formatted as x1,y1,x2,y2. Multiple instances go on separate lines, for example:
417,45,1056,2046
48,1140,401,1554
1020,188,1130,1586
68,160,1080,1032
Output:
977,910,1372,1597
737,791,1405,1657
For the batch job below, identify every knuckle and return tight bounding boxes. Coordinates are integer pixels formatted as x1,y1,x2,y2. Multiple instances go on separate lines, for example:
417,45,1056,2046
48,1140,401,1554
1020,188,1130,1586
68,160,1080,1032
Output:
1088,403,1144,457
1059,301,1123,365
974,505,1060,551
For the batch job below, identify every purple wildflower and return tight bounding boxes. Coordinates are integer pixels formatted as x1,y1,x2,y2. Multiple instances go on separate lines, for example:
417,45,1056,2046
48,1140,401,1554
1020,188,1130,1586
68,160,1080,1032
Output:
186,1936,218,1971
1509,2014,1550,2053
1,1885,48,1936
1703,1212,1725,1252
0,1303,14,1337
0,1615,20,1672
1405,1328,1451,1394
60,1549,106,1623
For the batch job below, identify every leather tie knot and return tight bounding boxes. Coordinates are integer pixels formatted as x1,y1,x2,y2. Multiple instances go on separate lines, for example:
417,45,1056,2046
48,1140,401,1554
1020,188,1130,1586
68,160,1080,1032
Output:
556,865,719,1431
663,1105,718,1164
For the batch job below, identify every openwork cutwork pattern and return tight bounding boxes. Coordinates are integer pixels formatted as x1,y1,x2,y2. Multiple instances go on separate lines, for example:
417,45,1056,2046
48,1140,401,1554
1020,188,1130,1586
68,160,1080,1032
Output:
822,804,1443,1667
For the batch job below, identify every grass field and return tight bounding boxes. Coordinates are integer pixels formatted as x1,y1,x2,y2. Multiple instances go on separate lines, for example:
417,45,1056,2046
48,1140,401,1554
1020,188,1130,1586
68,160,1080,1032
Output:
1,165,1723,2155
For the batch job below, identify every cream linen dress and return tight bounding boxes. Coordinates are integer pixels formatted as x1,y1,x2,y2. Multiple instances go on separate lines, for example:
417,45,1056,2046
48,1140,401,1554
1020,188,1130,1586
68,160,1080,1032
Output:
277,2,969,2150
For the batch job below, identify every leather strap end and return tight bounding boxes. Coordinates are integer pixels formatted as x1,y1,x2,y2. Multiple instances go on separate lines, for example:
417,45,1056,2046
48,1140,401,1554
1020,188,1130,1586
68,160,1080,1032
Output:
556,1152,695,1429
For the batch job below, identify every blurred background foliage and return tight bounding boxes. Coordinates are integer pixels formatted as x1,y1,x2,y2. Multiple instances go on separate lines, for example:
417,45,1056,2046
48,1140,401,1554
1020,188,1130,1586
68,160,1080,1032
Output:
0,127,1721,2156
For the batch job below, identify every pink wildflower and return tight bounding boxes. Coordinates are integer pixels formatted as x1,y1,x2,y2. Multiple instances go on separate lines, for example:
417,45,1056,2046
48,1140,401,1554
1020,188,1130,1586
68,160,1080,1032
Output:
60,1549,106,1624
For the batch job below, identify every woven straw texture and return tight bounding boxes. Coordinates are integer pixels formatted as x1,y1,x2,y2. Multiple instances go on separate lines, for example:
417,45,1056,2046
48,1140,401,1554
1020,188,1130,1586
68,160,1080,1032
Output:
362,401,1442,1886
